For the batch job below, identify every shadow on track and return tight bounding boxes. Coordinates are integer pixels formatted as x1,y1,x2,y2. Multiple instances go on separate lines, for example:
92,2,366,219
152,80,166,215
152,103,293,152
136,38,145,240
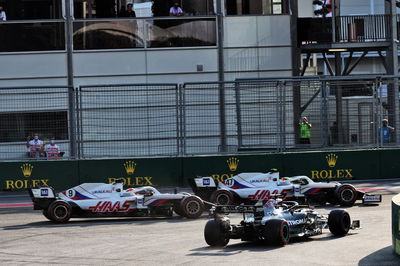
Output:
358,246,399,265
188,241,283,256
187,233,359,257
1,214,209,230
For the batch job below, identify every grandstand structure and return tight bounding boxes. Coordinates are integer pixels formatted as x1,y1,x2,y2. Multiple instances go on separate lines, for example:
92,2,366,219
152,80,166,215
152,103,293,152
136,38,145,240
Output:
0,0,400,160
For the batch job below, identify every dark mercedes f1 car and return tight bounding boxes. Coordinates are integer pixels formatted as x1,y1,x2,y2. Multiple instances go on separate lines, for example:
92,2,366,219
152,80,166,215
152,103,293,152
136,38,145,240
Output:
204,199,360,247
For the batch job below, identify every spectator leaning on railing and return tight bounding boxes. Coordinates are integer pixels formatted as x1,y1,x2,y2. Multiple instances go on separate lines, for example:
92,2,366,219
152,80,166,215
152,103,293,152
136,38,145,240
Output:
26,134,44,158
119,3,136,17
0,6,6,21
44,137,62,160
169,2,183,16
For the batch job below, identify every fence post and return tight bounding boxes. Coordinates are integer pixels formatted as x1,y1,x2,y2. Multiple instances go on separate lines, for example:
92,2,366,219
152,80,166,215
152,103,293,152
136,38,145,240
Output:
65,0,77,159
68,86,77,159
234,81,243,149
320,80,329,147
177,84,183,156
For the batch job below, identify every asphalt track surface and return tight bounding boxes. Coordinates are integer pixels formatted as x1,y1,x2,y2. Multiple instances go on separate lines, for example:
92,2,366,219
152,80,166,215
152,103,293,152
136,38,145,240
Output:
0,180,400,265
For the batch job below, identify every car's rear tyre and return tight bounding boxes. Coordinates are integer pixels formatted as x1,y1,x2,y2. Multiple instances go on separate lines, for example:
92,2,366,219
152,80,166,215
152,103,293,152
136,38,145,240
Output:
336,184,357,206
204,219,230,247
263,219,290,246
42,210,51,221
180,196,204,219
173,203,184,217
328,209,351,236
47,200,72,223
327,190,339,205
210,190,234,205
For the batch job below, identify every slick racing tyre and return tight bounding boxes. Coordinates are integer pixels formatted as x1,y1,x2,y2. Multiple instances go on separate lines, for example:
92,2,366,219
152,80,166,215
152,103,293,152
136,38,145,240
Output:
263,219,290,246
335,184,357,206
210,190,234,205
204,219,230,247
180,196,204,219
47,200,72,223
42,210,52,221
173,203,185,217
328,209,351,236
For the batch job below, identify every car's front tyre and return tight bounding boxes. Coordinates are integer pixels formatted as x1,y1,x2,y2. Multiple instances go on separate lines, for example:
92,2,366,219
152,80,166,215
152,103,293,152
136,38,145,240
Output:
328,209,351,236
335,184,357,206
180,196,204,218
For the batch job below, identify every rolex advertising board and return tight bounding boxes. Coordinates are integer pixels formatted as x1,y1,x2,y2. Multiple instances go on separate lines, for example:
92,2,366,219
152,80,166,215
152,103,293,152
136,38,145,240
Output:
281,150,380,180
78,158,181,187
0,149,399,191
0,161,79,191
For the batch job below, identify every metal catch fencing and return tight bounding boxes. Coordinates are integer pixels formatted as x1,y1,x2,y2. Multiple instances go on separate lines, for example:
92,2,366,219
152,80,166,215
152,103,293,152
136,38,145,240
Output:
0,86,72,160
77,84,180,158
0,76,399,160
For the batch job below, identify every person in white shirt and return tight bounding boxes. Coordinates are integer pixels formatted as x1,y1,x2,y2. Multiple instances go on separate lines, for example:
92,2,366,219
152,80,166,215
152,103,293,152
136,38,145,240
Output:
0,6,7,21
169,2,183,16
26,134,44,158
44,137,61,160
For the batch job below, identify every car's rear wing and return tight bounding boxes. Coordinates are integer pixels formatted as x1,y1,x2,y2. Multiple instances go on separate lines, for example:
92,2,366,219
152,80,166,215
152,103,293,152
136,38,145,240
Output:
210,205,263,216
28,186,57,210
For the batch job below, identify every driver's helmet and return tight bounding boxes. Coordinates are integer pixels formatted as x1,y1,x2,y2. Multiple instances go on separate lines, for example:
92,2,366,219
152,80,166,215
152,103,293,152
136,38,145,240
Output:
279,177,290,185
263,198,278,213
264,199,278,209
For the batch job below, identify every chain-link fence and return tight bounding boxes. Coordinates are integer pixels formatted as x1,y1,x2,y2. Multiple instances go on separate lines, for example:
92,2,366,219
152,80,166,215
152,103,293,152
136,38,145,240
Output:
77,84,180,158
0,86,72,160
0,76,399,160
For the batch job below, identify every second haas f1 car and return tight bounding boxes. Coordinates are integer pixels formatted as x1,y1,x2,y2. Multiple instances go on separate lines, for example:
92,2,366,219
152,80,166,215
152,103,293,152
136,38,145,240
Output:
204,199,361,247
189,171,381,207
29,180,205,223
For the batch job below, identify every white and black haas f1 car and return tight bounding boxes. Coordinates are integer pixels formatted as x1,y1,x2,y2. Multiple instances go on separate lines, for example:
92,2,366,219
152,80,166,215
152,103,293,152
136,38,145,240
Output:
189,171,381,207
204,200,361,247
29,180,204,223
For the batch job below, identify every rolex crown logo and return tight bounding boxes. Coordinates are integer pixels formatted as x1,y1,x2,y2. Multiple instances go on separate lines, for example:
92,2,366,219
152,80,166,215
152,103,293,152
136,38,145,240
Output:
227,157,239,172
326,153,338,168
124,161,137,175
21,163,34,178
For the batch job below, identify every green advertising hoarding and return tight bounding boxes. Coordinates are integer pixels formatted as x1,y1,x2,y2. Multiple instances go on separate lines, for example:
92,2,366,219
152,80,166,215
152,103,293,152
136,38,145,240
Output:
78,158,181,187
0,160,79,191
0,149,399,191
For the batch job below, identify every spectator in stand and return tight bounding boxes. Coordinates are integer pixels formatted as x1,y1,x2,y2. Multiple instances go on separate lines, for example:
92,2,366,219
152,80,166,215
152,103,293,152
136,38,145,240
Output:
0,6,6,21
44,137,61,160
299,116,312,144
379,118,395,144
169,2,183,16
119,3,136,17
26,134,44,158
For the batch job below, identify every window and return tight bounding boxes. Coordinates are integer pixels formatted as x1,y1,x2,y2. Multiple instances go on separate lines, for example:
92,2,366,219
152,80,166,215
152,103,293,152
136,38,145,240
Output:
0,0,62,20
272,0,283,14
225,0,287,15
0,111,68,143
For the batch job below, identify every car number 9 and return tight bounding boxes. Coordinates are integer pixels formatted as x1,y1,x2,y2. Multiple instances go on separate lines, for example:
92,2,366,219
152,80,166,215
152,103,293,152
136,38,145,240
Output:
66,189,76,198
